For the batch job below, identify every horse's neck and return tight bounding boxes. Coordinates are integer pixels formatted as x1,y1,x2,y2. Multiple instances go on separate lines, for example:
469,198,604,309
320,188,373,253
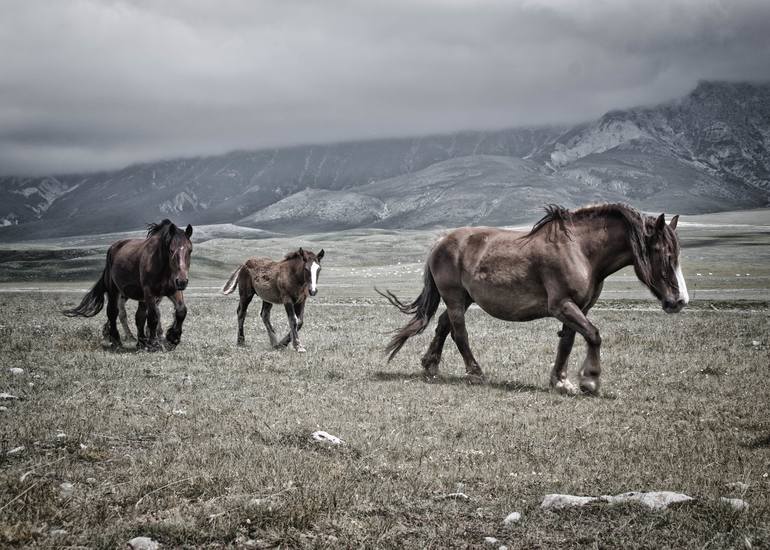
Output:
578,217,636,280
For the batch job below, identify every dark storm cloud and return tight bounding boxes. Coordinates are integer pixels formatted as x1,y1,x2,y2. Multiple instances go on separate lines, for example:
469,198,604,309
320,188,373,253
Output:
1,0,769,175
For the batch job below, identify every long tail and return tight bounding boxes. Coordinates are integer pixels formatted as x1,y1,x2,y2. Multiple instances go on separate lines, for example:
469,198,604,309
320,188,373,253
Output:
222,265,242,295
63,260,109,317
376,262,441,361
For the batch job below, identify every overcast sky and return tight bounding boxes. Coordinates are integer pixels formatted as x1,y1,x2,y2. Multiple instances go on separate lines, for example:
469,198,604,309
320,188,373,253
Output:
1,0,769,176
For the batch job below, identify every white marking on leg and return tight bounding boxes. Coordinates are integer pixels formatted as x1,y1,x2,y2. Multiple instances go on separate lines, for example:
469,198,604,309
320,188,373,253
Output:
310,261,320,293
675,259,689,304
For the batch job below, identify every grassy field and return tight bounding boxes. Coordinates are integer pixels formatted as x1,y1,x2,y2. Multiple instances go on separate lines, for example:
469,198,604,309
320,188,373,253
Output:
1,213,769,548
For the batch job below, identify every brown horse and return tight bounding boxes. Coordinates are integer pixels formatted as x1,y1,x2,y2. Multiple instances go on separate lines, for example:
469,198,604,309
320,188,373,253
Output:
222,248,324,352
378,204,689,395
64,219,193,350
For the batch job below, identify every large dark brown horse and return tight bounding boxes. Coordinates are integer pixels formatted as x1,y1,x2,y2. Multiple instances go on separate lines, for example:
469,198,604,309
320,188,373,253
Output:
378,204,689,395
64,219,193,350
222,248,324,352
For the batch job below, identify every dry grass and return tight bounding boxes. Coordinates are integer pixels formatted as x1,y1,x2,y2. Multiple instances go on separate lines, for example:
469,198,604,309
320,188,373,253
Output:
1,289,768,548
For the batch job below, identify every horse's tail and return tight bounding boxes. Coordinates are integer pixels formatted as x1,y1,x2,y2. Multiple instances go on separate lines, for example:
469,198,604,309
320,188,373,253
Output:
63,256,109,318
222,265,242,295
376,261,441,361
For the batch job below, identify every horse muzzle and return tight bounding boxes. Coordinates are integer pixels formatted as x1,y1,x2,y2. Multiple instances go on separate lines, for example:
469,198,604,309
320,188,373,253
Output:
309,288,317,297
175,279,188,291
662,298,686,314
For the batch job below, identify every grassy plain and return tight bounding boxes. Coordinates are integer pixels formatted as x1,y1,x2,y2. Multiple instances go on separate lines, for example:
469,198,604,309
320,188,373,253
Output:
0,212,769,548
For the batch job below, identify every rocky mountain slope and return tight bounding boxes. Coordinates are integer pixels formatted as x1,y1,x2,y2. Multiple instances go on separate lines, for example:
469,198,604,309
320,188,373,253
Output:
1,81,768,240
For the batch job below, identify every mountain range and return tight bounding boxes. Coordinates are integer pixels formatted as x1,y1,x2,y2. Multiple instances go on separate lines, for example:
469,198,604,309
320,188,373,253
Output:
1,80,768,240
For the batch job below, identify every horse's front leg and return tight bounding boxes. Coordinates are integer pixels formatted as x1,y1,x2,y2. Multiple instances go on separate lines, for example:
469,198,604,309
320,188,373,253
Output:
144,290,163,351
165,291,186,348
549,300,602,395
276,301,305,349
135,301,148,349
283,302,305,353
550,325,579,395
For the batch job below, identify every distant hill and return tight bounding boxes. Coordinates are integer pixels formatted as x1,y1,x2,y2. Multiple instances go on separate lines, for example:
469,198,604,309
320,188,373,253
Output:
1,81,768,240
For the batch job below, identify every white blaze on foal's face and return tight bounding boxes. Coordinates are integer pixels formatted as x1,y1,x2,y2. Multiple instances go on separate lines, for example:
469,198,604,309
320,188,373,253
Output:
309,261,320,295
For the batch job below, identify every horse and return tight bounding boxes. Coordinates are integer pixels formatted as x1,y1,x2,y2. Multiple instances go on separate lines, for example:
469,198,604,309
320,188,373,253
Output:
377,204,689,395
221,247,324,352
64,219,193,350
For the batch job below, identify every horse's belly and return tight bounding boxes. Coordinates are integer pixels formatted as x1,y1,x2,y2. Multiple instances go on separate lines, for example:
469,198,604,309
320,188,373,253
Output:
470,286,549,322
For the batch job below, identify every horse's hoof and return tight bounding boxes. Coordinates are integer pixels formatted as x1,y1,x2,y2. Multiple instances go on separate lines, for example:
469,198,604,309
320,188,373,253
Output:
551,379,579,396
465,373,487,385
237,340,246,347
422,363,440,378
273,343,287,350
579,379,600,396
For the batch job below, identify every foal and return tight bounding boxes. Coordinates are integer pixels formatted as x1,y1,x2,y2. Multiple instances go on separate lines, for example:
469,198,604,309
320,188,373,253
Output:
222,248,324,352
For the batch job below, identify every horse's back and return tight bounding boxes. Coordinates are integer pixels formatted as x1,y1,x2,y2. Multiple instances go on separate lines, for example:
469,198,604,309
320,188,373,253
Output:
243,257,282,303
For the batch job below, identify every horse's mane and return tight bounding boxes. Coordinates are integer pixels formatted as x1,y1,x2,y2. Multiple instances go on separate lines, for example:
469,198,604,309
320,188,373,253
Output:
283,249,303,261
145,219,185,255
526,203,667,287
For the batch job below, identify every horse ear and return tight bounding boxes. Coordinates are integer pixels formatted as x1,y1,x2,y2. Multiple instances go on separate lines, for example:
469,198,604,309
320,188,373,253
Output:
298,247,304,258
655,213,666,233
185,224,193,238
317,249,324,261
669,215,679,231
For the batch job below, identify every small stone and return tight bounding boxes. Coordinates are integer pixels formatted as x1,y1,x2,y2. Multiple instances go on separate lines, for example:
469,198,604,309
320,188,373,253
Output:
502,511,521,525
484,537,499,545
60,482,75,498
56,432,67,439
0,406,7,412
602,491,693,510
720,497,749,512
437,492,469,501
726,481,749,492
172,409,187,416
541,494,598,509
311,431,344,445
86,477,97,485
9,368,24,375
751,340,760,347
0,393,18,400
127,537,160,550
50,529,67,536
7,446,25,456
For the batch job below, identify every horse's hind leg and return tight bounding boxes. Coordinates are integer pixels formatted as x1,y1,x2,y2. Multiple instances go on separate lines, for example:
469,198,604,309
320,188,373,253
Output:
237,286,255,346
259,301,280,348
550,325,578,395
421,310,451,377
444,293,484,383
105,289,122,349
118,295,136,342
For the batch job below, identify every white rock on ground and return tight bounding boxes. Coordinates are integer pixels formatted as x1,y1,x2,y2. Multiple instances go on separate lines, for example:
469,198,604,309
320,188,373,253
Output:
725,481,749,492
484,536,499,545
49,529,67,536
59,482,75,498
9,368,24,375
0,406,7,412
503,511,521,525
7,446,25,456
127,537,160,550
311,431,344,445
541,494,598,509
602,491,693,510
720,497,749,511
0,393,18,400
